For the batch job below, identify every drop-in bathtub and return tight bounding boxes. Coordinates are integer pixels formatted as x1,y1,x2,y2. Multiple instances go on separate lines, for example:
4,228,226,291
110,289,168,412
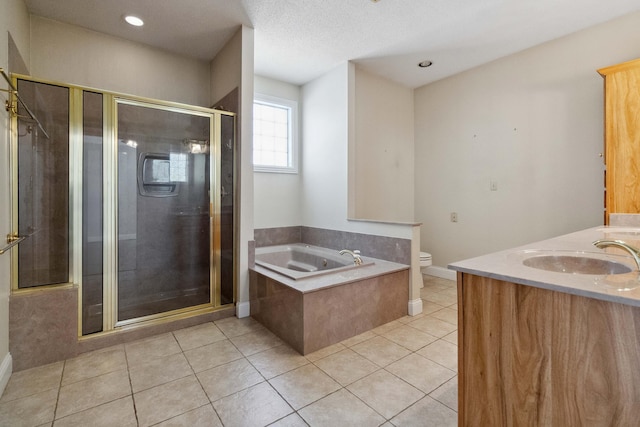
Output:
254,243,374,280
250,243,410,354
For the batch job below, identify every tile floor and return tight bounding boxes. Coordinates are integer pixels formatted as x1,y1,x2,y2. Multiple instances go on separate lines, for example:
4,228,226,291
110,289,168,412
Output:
0,276,458,427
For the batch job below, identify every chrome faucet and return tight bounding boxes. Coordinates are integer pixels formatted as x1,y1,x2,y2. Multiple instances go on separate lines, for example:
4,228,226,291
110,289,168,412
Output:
593,239,640,270
339,249,362,265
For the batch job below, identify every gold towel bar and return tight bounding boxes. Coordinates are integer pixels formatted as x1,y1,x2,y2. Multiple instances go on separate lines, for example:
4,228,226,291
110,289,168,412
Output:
0,234,27,255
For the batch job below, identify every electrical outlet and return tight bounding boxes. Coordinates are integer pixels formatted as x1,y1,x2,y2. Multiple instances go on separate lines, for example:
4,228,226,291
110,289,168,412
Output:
450,212,458,222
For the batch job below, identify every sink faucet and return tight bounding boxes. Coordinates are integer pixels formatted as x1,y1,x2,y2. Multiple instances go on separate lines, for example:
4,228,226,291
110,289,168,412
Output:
593,239,640,270
339,249,362,265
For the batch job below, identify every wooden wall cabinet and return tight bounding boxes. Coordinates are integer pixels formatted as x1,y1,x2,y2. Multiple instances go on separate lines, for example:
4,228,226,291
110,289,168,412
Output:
598,58,640,224
457,272,640,426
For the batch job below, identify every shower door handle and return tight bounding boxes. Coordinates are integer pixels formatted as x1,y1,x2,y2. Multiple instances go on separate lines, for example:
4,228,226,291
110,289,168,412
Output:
0,233,27,255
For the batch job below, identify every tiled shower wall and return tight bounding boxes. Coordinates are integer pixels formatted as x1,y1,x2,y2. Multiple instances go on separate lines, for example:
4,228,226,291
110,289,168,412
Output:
253,226,411,265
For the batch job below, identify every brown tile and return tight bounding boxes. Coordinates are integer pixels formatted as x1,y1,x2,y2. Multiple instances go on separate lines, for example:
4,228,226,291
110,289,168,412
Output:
134,375,208,427
391,395,458,426
0,388,57,427
347,370,424,419
0,361,63,403
197,358,264,402
229,329,284,356
351,336,411,367
173,322,226,351
129,352,193,392
381,325,438,351
298,389,384,427
153,404,222,427
62,345,126,386
387,354,455,394
184,339,243,373
56,369,131,419
124,333,182,367
314,349,379,386
213,382,293,427
53,396,136,427
269,364,341,410
247,345,308,379
417,340,458,371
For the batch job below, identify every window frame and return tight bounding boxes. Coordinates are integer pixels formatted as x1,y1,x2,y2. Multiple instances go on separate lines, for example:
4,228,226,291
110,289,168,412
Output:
253,93,299,174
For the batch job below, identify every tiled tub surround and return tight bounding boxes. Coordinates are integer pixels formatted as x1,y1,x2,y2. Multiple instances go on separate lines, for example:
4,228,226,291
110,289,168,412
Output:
250,246,409,354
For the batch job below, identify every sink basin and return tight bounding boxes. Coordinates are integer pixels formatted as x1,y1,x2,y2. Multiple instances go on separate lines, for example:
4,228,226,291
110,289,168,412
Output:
522,255,633,275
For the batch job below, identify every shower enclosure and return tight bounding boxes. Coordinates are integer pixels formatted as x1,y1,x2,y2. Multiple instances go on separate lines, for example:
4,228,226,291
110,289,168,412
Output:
11,77,236,336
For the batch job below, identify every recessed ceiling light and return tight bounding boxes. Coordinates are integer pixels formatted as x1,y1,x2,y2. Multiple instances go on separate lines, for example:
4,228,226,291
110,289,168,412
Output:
124,15,144,27
418,60,433,68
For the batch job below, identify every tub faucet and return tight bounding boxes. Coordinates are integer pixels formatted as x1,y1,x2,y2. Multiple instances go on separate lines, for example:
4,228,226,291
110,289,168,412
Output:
593,239,640,270
339,249,362,265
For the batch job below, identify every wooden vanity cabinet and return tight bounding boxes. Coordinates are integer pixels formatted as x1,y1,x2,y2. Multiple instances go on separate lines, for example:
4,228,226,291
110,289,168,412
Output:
598,58,640,224
457,272,640,426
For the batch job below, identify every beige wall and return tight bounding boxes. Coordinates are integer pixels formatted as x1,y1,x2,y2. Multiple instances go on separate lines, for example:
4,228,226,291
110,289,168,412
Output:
30,16,211,106
352,66,414,222
414,12,640,269
1,0,31,393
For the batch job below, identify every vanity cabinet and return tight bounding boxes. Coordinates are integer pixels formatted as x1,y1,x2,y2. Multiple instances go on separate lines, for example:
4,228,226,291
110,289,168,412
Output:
598,58,640,224
457,272,640,426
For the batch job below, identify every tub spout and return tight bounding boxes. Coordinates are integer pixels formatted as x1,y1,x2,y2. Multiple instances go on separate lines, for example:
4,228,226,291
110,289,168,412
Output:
593,239,640,270
339,249,362,265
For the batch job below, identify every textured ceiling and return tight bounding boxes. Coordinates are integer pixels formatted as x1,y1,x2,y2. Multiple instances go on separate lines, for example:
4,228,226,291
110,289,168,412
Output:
25,0,640,88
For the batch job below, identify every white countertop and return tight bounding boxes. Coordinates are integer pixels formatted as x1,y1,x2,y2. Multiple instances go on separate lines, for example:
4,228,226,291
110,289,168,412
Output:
449,226,640,307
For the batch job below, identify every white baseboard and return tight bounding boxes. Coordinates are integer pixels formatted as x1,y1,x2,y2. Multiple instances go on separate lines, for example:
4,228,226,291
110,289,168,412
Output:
408,298,423,316
236,301,250,318
424,266,456,281
0,353,12,397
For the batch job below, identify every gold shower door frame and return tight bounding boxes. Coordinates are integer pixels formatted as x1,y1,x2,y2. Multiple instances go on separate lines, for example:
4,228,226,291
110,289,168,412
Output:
10,75,235,336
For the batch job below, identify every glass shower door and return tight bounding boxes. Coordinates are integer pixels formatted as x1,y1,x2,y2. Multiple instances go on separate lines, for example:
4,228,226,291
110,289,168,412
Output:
116,101,213,322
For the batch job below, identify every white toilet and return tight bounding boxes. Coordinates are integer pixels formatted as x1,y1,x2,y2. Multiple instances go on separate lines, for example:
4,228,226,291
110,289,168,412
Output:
419,251,432,274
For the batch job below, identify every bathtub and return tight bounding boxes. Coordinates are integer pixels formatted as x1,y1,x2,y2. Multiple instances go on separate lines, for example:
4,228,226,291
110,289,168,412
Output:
254,243,374,280
250,243,410,354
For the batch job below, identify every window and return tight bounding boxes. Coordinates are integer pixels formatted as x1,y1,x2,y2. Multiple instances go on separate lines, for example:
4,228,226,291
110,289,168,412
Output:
253,94,298,173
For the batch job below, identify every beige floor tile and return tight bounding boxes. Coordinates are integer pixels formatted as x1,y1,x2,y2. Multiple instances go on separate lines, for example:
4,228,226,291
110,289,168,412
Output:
430,308,458,326
442,331,458,345
62,345,126,386
314,349,379,386
397,314,424,324
429,375,458,412
154,404,222,427
417,340,458,371
391,396,457,427
347,370,424,419
421,283,450,293
56,369,131,419
129,352,193,392
247,345,308,379
422,291,457,307
213,382,293,427
184,339,243,373
214,316,265,338
407,316,457,338
0,388,57,427
381,325,438,351
53,396,136,427
351,336,411,367
197,358,263,402
304,342,346,362
371,319,403,335
0,361,63,403
387,354,455,394
269,364,341,410
298,389,384,427
268,412,309,426
173,322,226,351
339,330,376,347
421,301,447,315
124,333,182,367
134,375,208,427
229,329,284,356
